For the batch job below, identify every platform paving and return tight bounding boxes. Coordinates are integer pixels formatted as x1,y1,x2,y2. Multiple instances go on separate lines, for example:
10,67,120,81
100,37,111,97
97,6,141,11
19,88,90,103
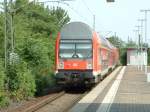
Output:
109,66,150,112
69,66,150,112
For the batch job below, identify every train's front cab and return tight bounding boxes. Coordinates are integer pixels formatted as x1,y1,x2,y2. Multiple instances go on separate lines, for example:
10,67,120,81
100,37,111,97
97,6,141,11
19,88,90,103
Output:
55,22,95,85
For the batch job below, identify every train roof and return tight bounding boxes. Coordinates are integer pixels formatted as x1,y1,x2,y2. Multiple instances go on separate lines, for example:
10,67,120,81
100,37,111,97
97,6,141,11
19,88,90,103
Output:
60,22,93,39
99,35,117,50
106,39,116,49
60,21,117,49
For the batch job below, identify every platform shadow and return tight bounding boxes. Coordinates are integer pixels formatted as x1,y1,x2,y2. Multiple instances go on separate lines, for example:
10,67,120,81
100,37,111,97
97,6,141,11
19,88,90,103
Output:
69,103,150,112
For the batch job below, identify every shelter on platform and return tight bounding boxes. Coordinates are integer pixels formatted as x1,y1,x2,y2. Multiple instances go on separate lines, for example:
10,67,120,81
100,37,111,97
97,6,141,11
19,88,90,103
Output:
127,48,147,65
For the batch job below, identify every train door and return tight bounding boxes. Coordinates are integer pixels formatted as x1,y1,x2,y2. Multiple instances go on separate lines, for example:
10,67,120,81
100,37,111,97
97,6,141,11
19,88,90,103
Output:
100,48,109,75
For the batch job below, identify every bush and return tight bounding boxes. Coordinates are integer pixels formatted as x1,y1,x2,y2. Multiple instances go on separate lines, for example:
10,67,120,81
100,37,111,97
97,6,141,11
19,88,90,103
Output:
35,72,56,96
0,96,9,107
119,48,127,65
7,62,36,101
0,60,9,107
17,38,56,96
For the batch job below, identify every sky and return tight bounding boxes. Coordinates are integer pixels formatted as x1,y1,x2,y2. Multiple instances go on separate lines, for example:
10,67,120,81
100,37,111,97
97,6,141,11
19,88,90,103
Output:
45,0,150,43
1,0,150,43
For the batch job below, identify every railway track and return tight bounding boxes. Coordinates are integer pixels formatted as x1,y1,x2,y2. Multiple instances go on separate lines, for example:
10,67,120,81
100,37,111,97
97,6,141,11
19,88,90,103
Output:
34,92,86,112
9,91,65,112
9,88,87,112
26,92,66,112
9,67,120,112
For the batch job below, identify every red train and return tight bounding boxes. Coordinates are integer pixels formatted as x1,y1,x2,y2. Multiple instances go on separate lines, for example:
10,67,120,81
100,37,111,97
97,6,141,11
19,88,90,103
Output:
55,22,119,86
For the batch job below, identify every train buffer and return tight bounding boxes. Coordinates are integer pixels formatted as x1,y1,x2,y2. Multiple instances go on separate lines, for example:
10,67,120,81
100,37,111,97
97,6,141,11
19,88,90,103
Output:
69,66,150,112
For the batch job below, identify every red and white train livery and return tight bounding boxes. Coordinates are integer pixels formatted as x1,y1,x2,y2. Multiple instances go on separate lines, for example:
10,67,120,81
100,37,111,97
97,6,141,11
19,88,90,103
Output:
55,22,119,85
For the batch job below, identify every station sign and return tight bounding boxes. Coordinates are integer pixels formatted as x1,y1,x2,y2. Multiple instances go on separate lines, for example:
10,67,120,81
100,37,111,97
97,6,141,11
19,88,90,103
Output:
9,52,19,65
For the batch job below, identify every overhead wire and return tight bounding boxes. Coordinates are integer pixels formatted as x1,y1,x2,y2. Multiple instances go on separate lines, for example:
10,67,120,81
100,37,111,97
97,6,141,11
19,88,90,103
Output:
81,0,95,28
44,0,89,22
81,0,105,31
44,0,104,31
65,3,89,22
81,0,93,15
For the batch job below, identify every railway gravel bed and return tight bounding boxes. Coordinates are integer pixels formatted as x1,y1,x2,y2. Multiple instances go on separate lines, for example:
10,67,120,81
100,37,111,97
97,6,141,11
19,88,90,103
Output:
9,92,65,112
1,67,120,112
0,86,64,112
1,88,87,112
35,92,86,112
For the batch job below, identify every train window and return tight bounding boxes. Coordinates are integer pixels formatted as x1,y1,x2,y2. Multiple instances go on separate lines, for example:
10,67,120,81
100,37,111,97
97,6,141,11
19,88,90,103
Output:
101,50,108,60
59,44,75,58
76,44,92,58
99,49,102,64
59,41,92,59
60,44,75,49
76,44,92,49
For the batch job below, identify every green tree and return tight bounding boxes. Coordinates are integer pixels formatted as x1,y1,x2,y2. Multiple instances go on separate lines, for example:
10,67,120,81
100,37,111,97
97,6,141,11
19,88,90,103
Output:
17,38,55,95
12,1,70,95
0,60,9,107
107,36,125,48
108,36,127,65
0,14,4,58
126,39,137,48
6,62,36,101
50,7,70,29
0,0,70,104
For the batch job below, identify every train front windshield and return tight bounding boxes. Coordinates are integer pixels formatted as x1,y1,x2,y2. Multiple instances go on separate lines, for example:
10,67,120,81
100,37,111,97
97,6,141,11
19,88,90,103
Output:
59,40,92,59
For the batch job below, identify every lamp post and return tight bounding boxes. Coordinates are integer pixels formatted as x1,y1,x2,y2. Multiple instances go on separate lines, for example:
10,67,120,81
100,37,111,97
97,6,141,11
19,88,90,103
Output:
140,9,150,74
133,29,139,45
135,25,142,70
138,19,145,71
133,29,139,69
138,19,145,41
140,10,150,45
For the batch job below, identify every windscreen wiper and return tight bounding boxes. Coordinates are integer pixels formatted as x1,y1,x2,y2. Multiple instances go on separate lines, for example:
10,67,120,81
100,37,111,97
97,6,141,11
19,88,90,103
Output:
72,53,79,58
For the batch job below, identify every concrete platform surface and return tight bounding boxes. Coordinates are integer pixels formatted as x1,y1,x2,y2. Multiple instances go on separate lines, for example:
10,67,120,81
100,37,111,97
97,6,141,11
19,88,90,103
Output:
110,66,150,112
69,66,150,112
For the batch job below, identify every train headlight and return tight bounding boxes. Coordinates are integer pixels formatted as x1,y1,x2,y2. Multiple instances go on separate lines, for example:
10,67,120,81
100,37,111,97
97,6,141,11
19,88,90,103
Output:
58,61,64,69
87,61,92,69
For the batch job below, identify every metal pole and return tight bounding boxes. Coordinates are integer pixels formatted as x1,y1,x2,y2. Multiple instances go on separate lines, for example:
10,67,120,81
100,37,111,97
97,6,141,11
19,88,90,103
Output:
93,14,95,31
145,11,147,45
138,19,144,71
10,0,14,53
4,0,7,69
144,11,148,74
114,32,117,37
139,34,141,70
133,30,139,69
136,25,141,70
141,10,150,74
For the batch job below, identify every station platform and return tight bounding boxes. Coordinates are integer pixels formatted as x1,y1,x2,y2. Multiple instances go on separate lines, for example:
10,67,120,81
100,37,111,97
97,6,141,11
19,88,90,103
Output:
69,66,150,112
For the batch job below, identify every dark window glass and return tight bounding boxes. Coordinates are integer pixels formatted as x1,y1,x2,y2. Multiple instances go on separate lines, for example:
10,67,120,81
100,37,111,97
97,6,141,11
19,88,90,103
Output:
59,40,92,59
